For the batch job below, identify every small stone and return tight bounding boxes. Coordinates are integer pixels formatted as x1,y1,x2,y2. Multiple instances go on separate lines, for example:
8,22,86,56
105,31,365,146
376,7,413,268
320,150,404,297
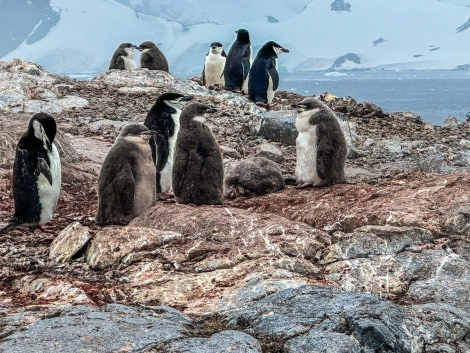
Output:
49,222,91,263
255,143,283,163
442,116,460,128
220,145,241,159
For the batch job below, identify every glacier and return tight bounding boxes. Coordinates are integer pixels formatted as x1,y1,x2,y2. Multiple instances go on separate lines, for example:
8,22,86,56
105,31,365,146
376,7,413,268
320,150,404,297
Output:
0,0,469,77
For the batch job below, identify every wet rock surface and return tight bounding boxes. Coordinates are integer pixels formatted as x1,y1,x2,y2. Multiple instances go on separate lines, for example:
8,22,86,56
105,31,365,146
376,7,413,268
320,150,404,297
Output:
1,60,470,352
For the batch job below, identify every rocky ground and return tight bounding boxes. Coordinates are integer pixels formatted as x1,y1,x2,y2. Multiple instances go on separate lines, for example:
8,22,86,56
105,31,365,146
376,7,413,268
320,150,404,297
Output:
0,59,470,352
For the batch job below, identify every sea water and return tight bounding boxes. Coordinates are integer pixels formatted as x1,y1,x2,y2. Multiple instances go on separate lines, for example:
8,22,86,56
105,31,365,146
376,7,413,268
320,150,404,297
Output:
279,70,470,126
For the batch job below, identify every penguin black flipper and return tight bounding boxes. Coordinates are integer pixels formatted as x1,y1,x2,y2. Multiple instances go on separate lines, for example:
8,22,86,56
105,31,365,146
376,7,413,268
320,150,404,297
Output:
12,147,41,224
268,62,280,91
172,147,188,200
154,133,169,193
316,129,336,181
37,157,53,186
114,163,135,216
114,56,126,70
241,55,251,81
202,65,206,86
316,122,347,184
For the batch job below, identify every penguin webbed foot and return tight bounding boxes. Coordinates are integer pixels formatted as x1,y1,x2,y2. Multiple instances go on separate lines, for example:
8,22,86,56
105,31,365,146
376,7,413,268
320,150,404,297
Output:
296,182,313,189
156,192,175,201
33,223,57,233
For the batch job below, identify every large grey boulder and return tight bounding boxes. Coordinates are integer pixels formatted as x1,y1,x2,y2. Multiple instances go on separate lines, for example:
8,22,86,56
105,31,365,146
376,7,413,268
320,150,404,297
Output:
159,330,262,353
0,304,191,353
223,284,428,352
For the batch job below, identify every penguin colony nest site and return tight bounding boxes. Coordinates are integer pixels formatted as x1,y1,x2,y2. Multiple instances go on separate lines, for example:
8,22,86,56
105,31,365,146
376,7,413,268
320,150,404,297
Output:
1,56,470,352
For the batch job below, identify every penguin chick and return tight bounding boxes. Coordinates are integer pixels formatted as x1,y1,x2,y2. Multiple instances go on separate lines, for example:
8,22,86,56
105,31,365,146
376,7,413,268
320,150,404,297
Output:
144,93,194,193
96,124,156,225
109,42,137,70
249,41,289,105
173,103,224,205
293,97,347,187
203,42,226,87
136,41,169,72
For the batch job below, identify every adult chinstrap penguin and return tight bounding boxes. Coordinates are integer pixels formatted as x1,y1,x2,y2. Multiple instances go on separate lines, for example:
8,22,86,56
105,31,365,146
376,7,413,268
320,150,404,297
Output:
109,43,137,70
202,42,226,87
136,41,169,72
172,103,224,205
2,113,61,232
144,93,194,193
292,97,347,187
248,41,289,105
96,124,156,225
223,29,251,92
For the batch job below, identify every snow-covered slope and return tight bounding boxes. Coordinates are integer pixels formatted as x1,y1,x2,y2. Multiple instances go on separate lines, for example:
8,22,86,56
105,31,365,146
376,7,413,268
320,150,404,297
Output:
1,0,470,76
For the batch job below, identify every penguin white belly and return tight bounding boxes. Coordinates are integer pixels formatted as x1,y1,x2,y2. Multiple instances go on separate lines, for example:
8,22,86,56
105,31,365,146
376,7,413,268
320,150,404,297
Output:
295,126,322,186
133,146,156,215
37,144,61,224
267,75,275,104
159,110,181,193
204,55,225,85
123,56,136,70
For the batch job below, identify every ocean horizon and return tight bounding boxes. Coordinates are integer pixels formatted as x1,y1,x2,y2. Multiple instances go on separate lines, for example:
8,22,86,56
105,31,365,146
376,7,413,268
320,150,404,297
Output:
279,70,470,126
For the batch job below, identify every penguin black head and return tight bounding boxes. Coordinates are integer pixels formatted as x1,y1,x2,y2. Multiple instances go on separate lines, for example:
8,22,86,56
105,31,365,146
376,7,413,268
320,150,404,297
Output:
235,29,250,44
291,97,327,113
151,93,194,114
180,103,217,126
209,42,225,55
25,113,57,152
260,41,290,57
136,41,158,52
118,42,136,50
118,123,152,141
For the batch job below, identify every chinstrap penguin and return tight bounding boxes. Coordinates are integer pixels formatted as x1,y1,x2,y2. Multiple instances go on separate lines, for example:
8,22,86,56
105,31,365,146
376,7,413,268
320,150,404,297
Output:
223,29,251,92
202,42,226,87
292,97,347,187
136,41,169,72
248,41,289,105
144,93,194,193
2,113,61,232
172,103,224,205
109,43,137,70
96,123,156,225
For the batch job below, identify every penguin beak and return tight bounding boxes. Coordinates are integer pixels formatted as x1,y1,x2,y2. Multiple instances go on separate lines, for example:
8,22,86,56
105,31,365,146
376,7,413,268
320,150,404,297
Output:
181,95,194,102
206,107,217,114
274,46,290,56
139,130,153,140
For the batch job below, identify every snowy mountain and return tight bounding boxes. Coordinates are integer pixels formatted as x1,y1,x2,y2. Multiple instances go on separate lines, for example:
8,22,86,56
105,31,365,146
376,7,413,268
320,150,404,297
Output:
1,0,470,77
